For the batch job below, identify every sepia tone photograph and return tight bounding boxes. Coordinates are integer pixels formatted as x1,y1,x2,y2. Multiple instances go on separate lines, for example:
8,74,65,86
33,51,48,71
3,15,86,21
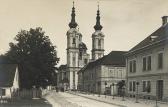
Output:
0,0,168,107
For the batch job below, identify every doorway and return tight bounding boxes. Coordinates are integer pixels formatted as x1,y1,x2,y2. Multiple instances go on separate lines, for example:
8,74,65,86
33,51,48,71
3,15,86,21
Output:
157,80,163,100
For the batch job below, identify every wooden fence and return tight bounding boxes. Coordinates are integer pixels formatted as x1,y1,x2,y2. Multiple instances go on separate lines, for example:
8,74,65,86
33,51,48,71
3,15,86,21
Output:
12,88,42,99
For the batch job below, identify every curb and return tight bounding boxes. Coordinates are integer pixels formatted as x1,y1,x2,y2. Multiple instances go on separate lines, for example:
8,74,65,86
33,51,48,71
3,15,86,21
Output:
68,92,127,107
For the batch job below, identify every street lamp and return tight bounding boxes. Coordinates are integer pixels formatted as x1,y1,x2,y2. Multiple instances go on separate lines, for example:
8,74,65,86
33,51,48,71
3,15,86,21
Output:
135,82,140,103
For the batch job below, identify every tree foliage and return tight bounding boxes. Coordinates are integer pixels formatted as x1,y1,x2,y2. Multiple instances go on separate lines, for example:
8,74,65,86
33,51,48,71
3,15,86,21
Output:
6,27,59,89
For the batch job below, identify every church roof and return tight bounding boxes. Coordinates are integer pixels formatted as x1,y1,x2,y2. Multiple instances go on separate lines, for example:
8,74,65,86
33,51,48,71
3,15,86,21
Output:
69,2,78,28
79,42,87,50
128,21,168,54
0,64,18,87
58,64,67,70
80,51,127,72
94,4,103,31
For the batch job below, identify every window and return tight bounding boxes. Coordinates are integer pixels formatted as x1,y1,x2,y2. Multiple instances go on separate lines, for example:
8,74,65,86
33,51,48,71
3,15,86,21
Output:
133,60,136,73
143,56,152,71
143,57,147,71
73,56,76,67
143,81,151,93
129,61,132,73
129,82,132,91
143,81,146,92
98,39,101,49
133,81,136,92
72,38,76,44
129,81,136,92
147,56,151,70
147,81,151,93
158,53,163,69
0,89,6,96
129,60,136,73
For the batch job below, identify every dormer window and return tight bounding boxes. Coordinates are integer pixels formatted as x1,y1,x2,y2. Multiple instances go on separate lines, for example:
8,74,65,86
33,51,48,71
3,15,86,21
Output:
150,35,158,41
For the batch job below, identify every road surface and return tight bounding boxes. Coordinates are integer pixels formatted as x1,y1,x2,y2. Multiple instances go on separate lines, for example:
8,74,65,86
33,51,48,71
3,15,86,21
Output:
44,91,119,107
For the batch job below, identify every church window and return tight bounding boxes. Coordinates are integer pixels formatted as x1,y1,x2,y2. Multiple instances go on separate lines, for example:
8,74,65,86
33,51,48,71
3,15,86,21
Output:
98,39,101,49
73,56,76,67
72,38,76,44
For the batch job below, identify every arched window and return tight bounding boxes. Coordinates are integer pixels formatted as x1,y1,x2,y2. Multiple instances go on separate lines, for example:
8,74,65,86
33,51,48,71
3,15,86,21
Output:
98,39,101,49
72,38,76,44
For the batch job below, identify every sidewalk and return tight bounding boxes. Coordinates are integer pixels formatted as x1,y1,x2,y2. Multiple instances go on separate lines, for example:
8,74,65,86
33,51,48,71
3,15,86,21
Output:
68,91,168,107
0,98,52,107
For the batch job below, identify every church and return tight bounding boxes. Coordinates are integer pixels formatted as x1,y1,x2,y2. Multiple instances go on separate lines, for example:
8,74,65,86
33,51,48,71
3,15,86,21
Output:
57,2,105,90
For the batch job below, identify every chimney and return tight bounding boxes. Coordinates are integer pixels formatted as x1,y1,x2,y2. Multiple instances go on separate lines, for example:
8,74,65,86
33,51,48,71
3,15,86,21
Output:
162,16,168,26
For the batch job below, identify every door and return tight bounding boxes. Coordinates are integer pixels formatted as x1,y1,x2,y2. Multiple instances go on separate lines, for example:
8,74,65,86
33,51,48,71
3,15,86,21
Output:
157,80,163,100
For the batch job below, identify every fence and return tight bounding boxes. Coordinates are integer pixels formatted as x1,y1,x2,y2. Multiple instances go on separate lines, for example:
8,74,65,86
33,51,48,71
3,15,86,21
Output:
0,88,42,104
12,88,42,99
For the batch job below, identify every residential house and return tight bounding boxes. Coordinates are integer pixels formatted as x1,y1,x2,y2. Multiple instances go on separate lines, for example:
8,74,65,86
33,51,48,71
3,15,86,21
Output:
57,65,69,91
78,51,126,95
0,64,19,99
126,16,168,101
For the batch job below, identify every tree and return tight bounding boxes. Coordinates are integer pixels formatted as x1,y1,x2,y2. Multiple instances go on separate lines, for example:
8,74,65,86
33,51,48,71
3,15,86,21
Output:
6,27,59,89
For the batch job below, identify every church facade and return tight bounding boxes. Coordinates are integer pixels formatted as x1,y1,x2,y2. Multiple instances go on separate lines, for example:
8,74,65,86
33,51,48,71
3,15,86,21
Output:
65,2,105,90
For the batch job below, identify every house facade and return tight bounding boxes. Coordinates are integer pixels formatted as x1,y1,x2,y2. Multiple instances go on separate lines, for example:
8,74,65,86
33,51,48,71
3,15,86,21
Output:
57,65,69,91
126,16,168,101
0,64,19,98
78,51,126,95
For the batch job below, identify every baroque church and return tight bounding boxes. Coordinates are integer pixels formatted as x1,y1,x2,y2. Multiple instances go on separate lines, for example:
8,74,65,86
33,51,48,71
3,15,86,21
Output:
58,2,105,90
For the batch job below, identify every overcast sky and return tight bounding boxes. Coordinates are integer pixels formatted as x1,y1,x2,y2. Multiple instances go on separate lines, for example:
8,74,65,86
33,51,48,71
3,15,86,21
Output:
0,0,168,65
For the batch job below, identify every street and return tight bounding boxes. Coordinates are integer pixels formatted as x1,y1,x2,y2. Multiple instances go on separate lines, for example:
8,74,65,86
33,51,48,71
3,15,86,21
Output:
44,91,119,107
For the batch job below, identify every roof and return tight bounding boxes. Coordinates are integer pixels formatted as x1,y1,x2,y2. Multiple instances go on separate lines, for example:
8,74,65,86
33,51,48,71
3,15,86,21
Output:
79,42,87,50
129,23,168,53
81,51,127,71
58,64,67,70
0,64,18,87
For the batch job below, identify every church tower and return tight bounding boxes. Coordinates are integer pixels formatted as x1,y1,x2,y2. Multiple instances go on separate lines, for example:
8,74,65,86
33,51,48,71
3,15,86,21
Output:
92,4,105,61
66,2,81,90
66,2,90,90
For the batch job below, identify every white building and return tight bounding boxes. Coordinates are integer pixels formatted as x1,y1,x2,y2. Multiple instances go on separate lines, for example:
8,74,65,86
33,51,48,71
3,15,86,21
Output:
63,2,105,90
66,2,90,90
78,51,126,95
0,64,19,99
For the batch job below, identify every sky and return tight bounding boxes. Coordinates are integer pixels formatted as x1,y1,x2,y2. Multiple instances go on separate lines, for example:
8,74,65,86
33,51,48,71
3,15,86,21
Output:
0,0,168,66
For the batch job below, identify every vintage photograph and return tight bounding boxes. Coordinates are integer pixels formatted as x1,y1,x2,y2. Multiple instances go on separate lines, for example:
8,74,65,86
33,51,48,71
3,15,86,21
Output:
0,0,168,107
